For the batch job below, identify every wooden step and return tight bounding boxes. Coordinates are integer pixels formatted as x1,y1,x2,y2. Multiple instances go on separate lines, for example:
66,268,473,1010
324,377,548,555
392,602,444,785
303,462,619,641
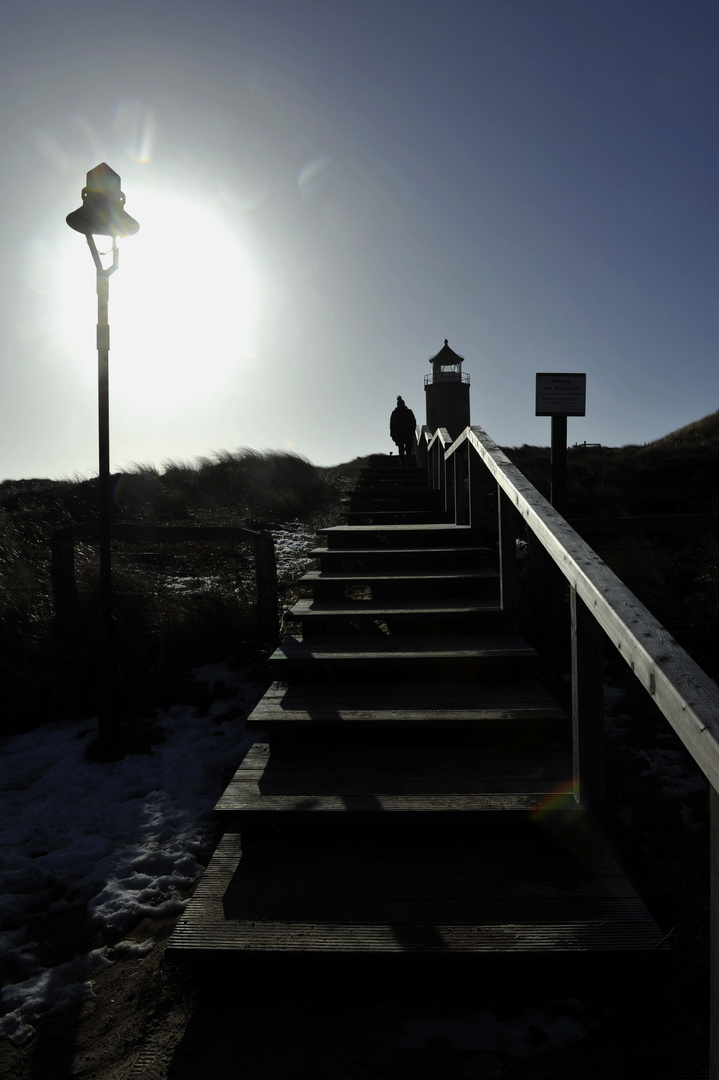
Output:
357,468,425,481
309,545,489,561
166,832,669,961
346,499,436,509
320,523,474,549
250,678,565,722
246,679,566,750
345,510,449,525
214,741,572,840
349,487,439,501
298,568,499,599
270,633,537,667
288,597,502,617
300,568,497,586
308,546,490,574
345,502,444,517
287,597,503,633
270,633,536,685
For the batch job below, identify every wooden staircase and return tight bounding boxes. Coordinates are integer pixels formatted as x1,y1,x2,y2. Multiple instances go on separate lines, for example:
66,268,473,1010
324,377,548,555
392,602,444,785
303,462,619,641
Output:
167,458,667,969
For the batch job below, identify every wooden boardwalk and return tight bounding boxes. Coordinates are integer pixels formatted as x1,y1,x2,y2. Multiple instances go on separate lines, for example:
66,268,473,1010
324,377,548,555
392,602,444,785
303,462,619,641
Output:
167,459,667,968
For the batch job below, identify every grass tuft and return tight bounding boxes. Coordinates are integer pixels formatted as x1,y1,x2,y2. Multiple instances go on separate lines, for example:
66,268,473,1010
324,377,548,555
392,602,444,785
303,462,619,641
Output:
0,449,351,735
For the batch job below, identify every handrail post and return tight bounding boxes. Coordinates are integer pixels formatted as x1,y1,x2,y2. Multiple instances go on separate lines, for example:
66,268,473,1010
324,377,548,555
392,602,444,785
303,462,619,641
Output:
445,447,456,522
454,442,469,526
708,790,712,1075
468,446,485,542
430,440,440,491
570,587,605,813
498,488,519,634
254,530,279,644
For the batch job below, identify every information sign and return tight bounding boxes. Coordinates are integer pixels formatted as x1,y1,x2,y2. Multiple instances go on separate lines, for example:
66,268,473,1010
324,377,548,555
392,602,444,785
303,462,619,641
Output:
535,373,586,417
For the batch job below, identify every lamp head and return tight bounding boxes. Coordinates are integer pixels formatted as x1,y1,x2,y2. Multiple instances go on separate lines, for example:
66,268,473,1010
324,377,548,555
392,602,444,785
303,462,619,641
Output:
66,163,140,238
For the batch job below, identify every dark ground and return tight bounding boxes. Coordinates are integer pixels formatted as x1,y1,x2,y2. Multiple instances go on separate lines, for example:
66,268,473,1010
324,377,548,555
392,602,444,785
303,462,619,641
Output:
0,899,708,1080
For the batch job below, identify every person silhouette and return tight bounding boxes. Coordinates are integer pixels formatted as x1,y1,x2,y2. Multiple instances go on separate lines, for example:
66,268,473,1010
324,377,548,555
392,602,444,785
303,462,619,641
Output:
390,396,416,466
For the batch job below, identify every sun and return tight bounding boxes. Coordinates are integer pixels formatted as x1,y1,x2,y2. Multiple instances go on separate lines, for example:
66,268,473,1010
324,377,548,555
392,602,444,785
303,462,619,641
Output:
58,192,260,415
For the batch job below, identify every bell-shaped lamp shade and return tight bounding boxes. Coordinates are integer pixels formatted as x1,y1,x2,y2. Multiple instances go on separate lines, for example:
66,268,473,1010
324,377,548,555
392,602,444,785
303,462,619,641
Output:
66,163,140,238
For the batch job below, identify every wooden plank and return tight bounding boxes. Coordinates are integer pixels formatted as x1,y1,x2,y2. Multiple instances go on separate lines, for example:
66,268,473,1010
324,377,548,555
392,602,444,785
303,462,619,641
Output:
248,679,566,723
217,792,568,816
349,489,442,501
345,512,448,525
320,523,473,540
270,634,538,664
309,546,490,559
288,598,502,618
167,834,668,958
215,744,572,821
299,568,498,585
223,741,568,780
224,842,651,916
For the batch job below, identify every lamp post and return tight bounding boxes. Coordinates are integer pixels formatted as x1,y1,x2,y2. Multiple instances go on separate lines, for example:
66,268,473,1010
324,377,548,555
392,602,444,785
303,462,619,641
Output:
67,163,139,756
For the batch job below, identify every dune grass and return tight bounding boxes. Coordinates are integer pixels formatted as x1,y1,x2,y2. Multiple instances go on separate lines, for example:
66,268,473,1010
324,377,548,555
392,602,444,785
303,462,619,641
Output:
0,449,367,735
507,431,719,682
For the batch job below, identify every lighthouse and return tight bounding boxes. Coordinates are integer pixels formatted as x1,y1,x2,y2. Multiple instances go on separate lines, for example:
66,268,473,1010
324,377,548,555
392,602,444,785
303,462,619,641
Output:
424,339,470,441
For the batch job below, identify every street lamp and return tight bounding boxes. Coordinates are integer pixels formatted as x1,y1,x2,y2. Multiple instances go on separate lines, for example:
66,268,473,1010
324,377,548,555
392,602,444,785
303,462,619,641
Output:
67,163,140,756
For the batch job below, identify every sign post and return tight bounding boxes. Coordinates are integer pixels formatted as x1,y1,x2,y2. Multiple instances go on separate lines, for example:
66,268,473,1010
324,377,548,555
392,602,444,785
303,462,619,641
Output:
535,373,586,515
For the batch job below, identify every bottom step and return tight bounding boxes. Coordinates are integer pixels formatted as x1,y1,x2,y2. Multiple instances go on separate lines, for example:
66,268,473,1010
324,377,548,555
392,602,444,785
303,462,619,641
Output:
167,832,669,961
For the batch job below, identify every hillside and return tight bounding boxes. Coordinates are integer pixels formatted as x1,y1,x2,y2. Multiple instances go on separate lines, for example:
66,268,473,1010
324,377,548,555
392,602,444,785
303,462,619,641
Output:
2,419,719,737
644,407,719,451
0,450,361,737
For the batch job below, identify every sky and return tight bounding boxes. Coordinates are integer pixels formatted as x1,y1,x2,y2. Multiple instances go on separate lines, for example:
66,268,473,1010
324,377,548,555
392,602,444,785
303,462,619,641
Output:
0,0,716,480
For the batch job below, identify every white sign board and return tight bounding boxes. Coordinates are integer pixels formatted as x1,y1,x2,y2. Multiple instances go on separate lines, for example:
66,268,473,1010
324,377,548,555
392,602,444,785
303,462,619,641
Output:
535,373,586,417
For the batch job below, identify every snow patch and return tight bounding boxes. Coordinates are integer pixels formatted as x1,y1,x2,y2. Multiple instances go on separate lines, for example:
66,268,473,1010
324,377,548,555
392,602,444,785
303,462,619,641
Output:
0,663,261,1044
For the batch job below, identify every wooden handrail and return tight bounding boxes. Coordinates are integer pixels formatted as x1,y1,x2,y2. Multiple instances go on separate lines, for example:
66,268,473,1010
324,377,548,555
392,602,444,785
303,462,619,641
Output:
446,425,719,793
431,422,719,1076
50,522,279,644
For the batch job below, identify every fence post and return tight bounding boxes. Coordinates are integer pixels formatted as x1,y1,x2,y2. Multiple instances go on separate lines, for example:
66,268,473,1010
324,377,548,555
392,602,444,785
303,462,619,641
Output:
498,488,519,634
254,531,279,644
570,587,605,813
50,529,79,625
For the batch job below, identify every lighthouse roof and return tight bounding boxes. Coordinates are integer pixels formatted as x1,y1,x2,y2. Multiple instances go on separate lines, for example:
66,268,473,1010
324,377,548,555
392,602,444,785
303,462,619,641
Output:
428,339,465,365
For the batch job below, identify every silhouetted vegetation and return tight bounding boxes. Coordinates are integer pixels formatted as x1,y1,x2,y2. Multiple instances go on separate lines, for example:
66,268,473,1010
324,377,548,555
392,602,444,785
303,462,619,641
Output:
507,409,719,681
0,450,371,736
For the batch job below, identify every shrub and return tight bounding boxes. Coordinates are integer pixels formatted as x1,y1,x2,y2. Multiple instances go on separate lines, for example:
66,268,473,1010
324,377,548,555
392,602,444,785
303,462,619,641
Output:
0,449,349,735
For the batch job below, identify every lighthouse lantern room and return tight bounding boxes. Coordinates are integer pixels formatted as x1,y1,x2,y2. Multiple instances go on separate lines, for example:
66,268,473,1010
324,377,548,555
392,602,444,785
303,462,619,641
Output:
424,339,471,441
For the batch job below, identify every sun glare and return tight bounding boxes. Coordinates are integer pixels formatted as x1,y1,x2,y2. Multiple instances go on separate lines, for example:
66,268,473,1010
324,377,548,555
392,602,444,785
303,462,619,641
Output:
58,193,259,415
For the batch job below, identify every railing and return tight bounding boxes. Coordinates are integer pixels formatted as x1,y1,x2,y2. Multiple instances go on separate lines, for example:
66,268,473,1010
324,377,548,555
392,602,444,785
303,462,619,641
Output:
50,523,279,644
424,371,471,386
418,422,719,1076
